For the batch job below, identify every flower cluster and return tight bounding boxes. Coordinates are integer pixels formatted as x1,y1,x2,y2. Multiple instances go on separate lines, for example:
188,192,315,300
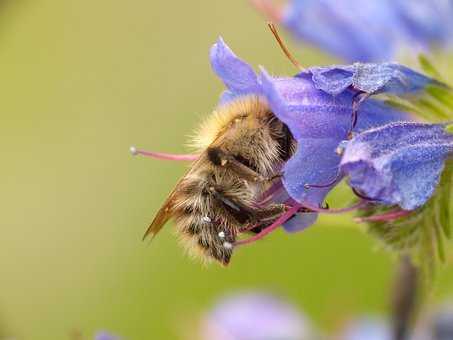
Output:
210,38,452,240
251,0,453,62
210,37,442,234
133,34,452,263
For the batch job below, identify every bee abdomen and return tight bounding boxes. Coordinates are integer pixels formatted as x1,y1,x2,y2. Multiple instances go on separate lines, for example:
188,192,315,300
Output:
174,206,235,265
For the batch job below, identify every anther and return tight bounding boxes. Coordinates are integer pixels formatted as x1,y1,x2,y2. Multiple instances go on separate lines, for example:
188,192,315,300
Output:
201,216,212,223
218,231,226,239
129,146,138,155
223,241,233,249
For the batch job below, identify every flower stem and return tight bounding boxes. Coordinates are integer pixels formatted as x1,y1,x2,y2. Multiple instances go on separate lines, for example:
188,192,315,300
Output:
390,256,419,340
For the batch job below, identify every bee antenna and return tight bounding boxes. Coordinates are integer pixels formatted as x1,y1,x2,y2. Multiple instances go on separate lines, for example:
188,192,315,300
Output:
267,22,304,71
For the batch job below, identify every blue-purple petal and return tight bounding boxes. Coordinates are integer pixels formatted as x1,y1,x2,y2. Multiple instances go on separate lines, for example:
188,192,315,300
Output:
393,0,453,48
94,331,120,340
280,0,453,62
340,122,453,210
282,0,399,62
282,137,342,204
282,212,319,233
258,66,410,206
210,37,259,96
201,293,313,340
306,63,441,96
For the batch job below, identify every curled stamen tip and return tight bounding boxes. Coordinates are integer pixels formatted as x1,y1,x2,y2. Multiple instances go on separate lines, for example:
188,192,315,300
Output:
218,231,225,238
223,241,233,249
129,146,138,156
304,184,311,189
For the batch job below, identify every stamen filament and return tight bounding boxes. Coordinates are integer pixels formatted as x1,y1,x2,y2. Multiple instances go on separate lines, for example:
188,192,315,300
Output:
267,22,305,71
304,172,342,189
355,209,413,223
301,200,368,214
130,146,199,161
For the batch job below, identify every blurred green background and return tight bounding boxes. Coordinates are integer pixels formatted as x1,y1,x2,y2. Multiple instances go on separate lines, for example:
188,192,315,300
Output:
0,0,452,339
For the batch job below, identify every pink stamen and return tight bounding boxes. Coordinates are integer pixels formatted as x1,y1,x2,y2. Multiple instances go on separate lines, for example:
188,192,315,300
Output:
355,209,413,223
249,0,283,22
234,204,301,246
130,146,199,161
301,200,368,214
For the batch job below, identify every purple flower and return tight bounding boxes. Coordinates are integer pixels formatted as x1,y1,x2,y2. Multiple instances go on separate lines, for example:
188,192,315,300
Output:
340,122,453,210
210,38,440,231
413,303,453,340
200,292,315,340
430,305,453,340
94,331,121,340
340,317,391,340
251,0,453,62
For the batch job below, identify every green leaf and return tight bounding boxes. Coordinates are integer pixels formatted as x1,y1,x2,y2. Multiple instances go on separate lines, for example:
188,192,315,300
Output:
360,161,453,276
418,54,442,80
426,85,453,111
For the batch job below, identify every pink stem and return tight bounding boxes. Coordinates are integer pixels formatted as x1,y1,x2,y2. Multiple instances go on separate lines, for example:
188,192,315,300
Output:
301,200,368,214
249,0,283,22
355,209,413,223
131,147,199,161
235,204,301,246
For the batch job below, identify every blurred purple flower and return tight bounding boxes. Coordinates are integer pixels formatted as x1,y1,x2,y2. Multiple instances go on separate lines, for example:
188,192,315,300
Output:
251,0,453,62
94,331,121,340
210,38,440,231
201,292,315,340
413,303,453,340
340,317,391,340
340,122,453,210
432,306,453,340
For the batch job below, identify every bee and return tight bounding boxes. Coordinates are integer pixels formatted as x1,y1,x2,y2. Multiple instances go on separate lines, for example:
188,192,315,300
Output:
141,95,297,265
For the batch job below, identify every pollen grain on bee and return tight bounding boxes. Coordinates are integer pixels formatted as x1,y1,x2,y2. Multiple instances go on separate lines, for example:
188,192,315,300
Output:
202,216,212,223
223,241,233,249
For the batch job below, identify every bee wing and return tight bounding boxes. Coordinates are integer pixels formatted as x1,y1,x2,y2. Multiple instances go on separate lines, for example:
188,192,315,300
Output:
142,191,177,240
143,156,205,241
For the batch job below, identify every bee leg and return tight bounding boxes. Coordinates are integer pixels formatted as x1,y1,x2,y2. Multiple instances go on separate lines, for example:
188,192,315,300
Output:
239,204,288,234
207,147,279,183
235,204,302,246
209,186,286,227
